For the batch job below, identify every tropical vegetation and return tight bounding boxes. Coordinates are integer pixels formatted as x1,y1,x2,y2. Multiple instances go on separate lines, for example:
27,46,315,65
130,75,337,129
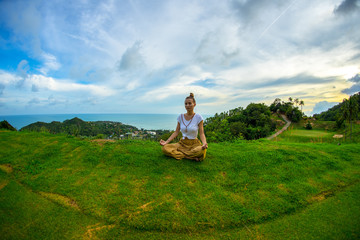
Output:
314,92,360,139
269,97,303,122
203,97,304,142
313,92,360,122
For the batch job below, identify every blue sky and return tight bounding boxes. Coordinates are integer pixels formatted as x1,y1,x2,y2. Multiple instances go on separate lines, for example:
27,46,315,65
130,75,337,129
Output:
0,0,359,116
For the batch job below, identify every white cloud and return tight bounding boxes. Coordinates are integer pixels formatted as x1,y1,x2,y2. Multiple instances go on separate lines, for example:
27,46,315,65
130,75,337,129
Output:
0,70,115,98
38,52,61,75
27,74,116,97
0,70,22,86
1,0,360,115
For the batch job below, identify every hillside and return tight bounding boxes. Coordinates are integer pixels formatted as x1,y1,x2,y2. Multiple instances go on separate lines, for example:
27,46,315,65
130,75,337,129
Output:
0,120,17,131
313,92,360,121
20,117,139,138
1,131,359,239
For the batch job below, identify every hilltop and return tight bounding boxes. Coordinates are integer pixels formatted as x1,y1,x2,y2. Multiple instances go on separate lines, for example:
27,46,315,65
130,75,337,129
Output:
0,130,359,239
0,120,16,131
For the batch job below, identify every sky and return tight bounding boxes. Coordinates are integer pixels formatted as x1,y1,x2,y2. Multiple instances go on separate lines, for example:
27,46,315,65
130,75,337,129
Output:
0,0,359,116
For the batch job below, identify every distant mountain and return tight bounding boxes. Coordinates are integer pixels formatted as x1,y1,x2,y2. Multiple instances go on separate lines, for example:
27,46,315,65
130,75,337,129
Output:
0,120,17,131
20,117,138,137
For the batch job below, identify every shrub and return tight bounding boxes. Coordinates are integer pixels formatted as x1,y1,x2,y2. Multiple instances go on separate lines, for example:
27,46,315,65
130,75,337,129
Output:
96,134,104,139
305,121,312,130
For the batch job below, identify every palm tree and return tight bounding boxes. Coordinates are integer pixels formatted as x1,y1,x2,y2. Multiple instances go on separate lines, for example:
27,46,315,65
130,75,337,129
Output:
294,98,299,107
299,100,304,113
342,98,350,139
349,96,359,139
341,96,359,140
288,97,293,103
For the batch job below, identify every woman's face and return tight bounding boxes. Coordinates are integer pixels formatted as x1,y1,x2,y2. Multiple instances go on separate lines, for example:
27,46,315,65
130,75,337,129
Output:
184,98,196,112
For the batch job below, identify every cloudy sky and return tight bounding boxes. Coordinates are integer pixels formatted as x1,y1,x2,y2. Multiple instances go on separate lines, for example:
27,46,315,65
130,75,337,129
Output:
0,0,359,116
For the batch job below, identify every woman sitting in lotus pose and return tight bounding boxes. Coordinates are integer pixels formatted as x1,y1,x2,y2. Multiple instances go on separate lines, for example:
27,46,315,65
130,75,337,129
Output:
160,93,208,161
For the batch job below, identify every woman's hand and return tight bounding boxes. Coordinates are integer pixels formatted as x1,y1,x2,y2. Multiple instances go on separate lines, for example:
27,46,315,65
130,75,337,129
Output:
160,139,167,146
202,143,208,150
160,123,179,146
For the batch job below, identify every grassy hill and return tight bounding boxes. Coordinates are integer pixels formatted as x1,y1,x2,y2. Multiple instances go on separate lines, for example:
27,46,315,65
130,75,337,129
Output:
1,130,359,239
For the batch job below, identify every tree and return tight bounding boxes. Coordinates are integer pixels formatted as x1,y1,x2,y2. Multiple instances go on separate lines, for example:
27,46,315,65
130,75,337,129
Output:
305,121,312,130
314,92,360,122
341,95,359,140
204,103,275,141
286,107,302,122
229,121,246,139
299,100,304,113
294,98,299,107
270,98,282,112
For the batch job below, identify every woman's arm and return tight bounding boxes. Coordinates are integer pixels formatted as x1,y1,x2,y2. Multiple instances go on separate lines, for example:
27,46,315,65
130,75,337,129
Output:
198,121,208,149
160,122,180,146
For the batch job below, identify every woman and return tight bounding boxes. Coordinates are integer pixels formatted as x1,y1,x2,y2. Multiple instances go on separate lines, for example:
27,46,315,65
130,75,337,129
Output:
160,93,208,161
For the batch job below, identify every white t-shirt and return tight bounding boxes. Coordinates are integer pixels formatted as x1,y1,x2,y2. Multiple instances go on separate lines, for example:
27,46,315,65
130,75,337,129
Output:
177,113,204,139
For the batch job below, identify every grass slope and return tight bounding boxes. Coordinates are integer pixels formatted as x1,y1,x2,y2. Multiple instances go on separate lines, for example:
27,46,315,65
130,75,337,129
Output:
1,130,359,239
273,120,360,144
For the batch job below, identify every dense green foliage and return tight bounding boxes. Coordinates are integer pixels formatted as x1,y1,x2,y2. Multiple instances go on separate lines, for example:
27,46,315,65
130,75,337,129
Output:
313,104,343,121
0,131,359,239
269,97,303,122
204,97,305,142
339,93,360,140
20,117,138,137
0,120,17,131
204,103,276,141
312,93,360,141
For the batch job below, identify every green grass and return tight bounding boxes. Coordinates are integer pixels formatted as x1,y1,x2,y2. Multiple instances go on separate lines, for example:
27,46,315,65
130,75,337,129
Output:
273,120,360,144
274,128,336,143
286,129,331,137
1,130,360,239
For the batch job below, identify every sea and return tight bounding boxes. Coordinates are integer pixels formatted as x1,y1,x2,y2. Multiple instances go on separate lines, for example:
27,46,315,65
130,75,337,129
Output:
0,113,212,131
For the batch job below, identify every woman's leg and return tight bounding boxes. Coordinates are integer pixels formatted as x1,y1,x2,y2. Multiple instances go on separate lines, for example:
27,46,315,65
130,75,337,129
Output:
186,146,206,161
179,139,206,161
162,143,185,160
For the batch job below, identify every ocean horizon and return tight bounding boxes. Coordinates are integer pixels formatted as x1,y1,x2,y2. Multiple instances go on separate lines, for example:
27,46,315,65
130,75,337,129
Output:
0,113,212,131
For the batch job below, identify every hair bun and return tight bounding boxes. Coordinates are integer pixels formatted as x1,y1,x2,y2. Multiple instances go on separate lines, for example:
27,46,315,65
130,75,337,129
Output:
190,93,194,98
